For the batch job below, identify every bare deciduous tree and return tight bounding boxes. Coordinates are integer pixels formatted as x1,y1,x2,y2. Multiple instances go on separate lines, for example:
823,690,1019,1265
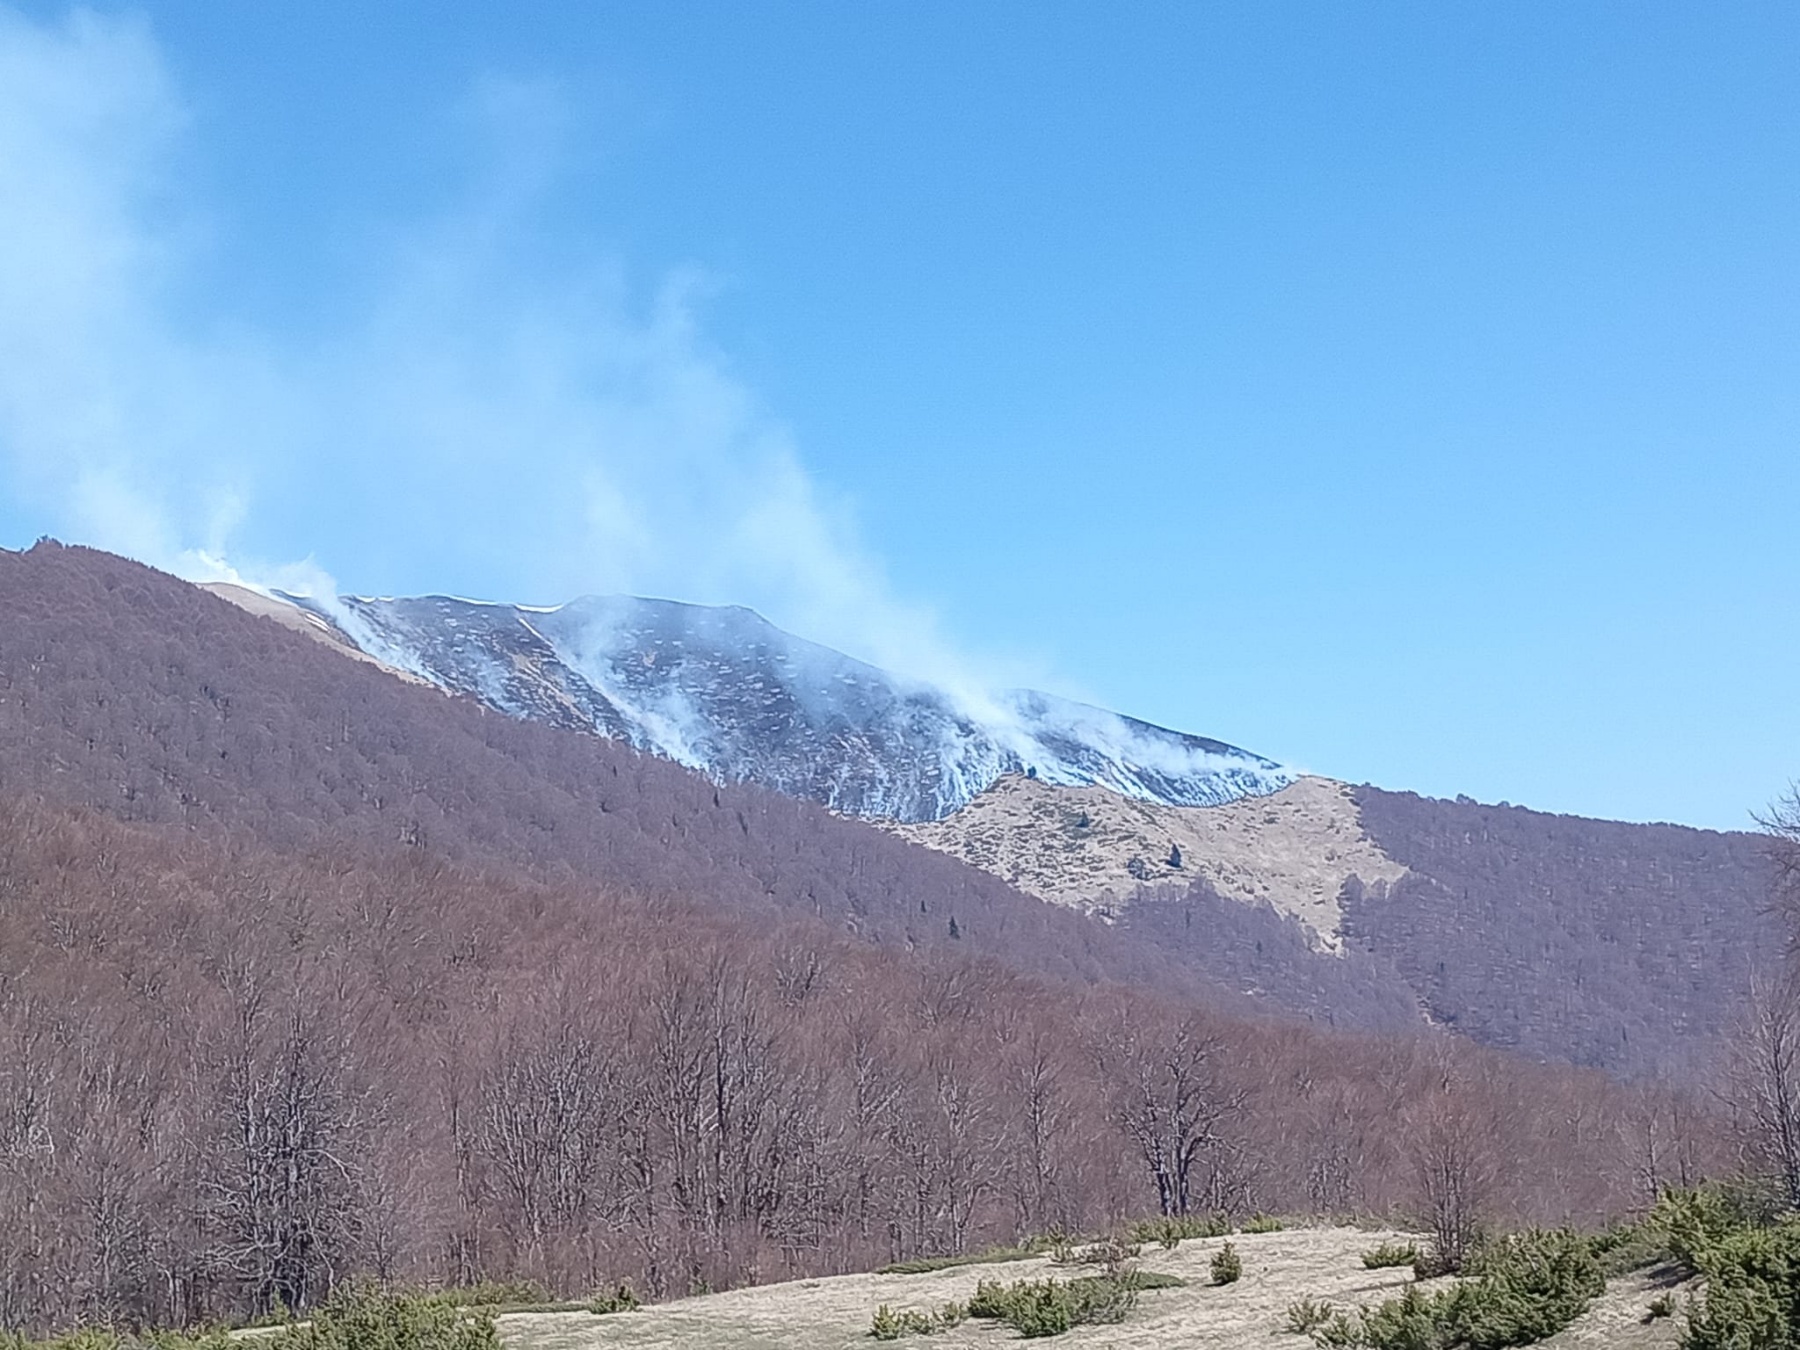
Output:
1729,971,1800,1209
1092,1005,1246,1217
1755,785,1800,940
1408,1059,1498,1272
0,782,1731,1332
204,1002,365,1314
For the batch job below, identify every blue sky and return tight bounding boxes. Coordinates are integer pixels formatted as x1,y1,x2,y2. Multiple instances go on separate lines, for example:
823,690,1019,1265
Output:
1,2,1796,830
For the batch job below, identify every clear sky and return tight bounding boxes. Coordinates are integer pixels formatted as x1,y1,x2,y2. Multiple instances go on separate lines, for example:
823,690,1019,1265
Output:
1,2,1796,830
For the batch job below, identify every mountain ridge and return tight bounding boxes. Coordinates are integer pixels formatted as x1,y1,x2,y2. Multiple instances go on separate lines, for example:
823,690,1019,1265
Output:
252,586,1294,822
180,551,1778,1077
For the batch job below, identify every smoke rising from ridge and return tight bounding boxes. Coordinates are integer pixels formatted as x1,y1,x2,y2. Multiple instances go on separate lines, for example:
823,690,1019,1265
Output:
0,5,1026,718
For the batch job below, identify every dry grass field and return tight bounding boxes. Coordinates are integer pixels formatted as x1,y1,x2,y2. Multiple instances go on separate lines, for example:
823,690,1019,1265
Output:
496,1227,1688,1350
893,775,1407,951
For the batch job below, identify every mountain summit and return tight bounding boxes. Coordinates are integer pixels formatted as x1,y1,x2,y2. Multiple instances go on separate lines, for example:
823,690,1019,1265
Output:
281,590,1291,822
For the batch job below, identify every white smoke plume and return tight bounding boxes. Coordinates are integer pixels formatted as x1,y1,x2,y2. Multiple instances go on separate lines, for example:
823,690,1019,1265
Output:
0,6,1034,721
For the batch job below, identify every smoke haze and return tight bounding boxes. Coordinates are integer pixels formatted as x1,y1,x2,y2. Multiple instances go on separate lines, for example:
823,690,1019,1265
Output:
0,6,1020,710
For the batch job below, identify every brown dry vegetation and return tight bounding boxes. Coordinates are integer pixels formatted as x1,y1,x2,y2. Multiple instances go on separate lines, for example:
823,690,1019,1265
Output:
0,544,1739,1334
0,793,1719,1333
896,753,1776,1079
1347,788,1775,1076
894,774,1405,949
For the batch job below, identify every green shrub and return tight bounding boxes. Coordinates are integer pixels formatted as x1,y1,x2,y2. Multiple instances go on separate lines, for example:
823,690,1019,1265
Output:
1308,1308,1369,1349
143,1334,235,1350
1343,1284,1447,1350
866,1302,964,1340
869,1305,907,1342
1065,1276,1138,1326
1309,1230,1604,1350
1286,1297,1337,1334
585,1284,639,1315
1130,1272,1187,1291
1683,1281,1786,1350
422,1281,549,1309
1129,1212,1231,1248
1650,1184,1778,1275
0,1288,502,1350
967,1278,1013,1320
1212,1241,1243,1285
1584,1219,1670,1278
0,1335,180,1350
1244,1215,1286,1234
1361,1242,1419,1270
964,1272,1161,1338
1644,1292,1676,1322
1455,1230,1605,1347
1412,1248,1458,1280
1681,1218,1800,1350
272,1284,500,1350
878,1245,1039,1275
1051,1235,1140,1272
1007,1283,1073,1339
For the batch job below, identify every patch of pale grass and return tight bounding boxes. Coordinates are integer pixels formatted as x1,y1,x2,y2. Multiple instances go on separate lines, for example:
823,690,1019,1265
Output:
498,1226,1431,1350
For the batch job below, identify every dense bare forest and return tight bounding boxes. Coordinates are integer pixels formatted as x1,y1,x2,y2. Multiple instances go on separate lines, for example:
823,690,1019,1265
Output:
0,544,1772,1075
1346,788,1775,1076
0,798,1718,1331
0,543,1752,1334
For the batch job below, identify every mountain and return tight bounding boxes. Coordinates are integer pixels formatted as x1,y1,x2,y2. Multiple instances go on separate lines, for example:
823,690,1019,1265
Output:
901,769,1776,1076
190,571,1779,1078
21,546,1769,1081
10,542,1410,1029
893,772,1405,953
267,590,1291,822
0,547,1685,1332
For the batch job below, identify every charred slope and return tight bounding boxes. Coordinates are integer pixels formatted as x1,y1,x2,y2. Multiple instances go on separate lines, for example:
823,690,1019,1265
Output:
300,590,1291,822
1347,786,1776,1076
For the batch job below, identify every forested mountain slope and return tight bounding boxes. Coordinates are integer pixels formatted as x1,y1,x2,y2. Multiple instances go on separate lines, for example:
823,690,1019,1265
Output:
886,758,1774,1077
1346,788,1775,1076
0,544,1146,986
0,541,1417,1029
0,542,1770,1079
0,794,1701,1332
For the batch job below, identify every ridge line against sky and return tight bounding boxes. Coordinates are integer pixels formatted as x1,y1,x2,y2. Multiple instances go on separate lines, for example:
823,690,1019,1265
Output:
0,1,1796,831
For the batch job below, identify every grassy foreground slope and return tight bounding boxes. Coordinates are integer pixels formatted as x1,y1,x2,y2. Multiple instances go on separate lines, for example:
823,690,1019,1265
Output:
495,1229,1681,1350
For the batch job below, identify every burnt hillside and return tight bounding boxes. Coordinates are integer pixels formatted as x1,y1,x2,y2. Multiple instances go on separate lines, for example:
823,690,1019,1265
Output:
1348,786,1776,1075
